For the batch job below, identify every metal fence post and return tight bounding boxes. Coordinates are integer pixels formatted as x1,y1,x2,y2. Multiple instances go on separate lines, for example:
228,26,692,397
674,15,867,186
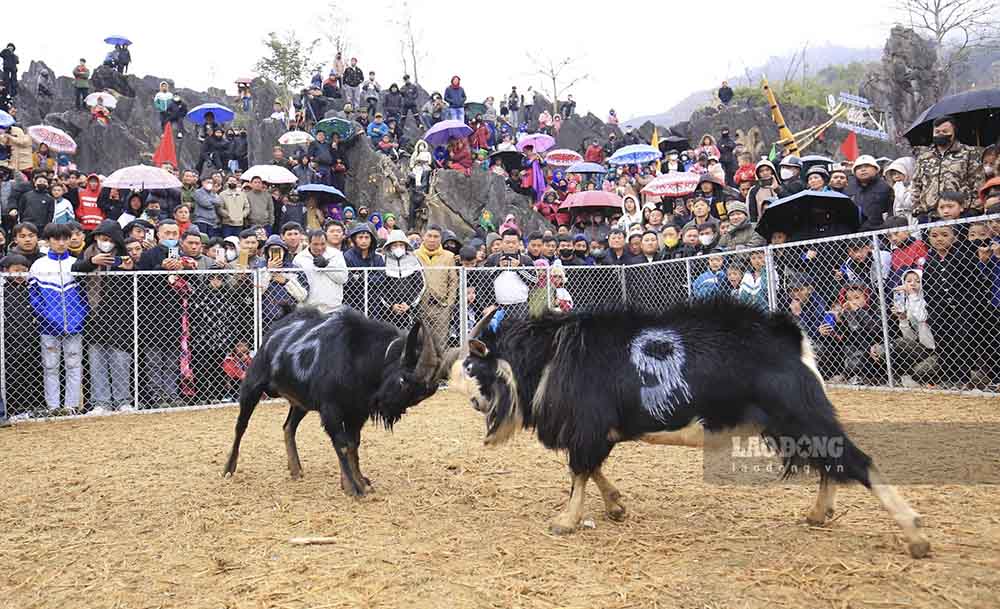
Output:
253,268,262,352
458,267,469,354
0,275,6,414
764,246,778,312
870,235,895,387
546,266,553,309
133,273,140,410
684,259,693,301
363,268,370,317
618,265,628,303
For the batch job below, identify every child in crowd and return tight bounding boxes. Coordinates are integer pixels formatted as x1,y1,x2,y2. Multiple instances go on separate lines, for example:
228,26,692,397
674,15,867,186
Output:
818,284,881,384
692,253,726,299
738,250,768,309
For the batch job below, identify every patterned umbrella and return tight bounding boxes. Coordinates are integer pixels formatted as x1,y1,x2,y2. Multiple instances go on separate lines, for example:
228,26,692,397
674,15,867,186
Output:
640,172,700,198
314,117,357,141
423,119,473,147
278,131,315,145
103,165,182,190
608,144,662,166
85,91,117,109
516,132,555,153
566,161,607,174
186,103,235,125
558,191,623,210
242,164,298,185
545,148,584,167
27,125,77,154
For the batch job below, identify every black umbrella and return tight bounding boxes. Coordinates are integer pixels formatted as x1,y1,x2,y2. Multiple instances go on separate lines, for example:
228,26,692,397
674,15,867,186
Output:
658,135,690,154
489,149,524,173
800,154,834,172
755,189,860,240
904,88,1000,147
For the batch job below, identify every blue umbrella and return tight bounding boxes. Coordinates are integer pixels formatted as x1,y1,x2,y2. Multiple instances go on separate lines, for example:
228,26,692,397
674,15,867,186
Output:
104,36,132,46
0,110,14,128
297,183,346,200
607,144,662,166
422,119,473,148
186,103,235,125
566,161,607,174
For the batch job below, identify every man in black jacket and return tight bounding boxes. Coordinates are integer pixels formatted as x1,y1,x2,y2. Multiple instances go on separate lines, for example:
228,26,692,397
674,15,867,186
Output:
718,81,733,106
400,75,419,129
165,95,188,139
1,43,18,97
717,127,737,185
342,58,364,109
383,83,403,124
17,175,55,228
483,228,534,319
844,155,893,231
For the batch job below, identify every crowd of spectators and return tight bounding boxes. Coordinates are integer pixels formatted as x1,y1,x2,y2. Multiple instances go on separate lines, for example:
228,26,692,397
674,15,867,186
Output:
1,45,1000,424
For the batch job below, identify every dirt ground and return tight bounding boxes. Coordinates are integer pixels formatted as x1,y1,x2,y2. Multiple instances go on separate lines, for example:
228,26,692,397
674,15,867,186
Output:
2,388,999,609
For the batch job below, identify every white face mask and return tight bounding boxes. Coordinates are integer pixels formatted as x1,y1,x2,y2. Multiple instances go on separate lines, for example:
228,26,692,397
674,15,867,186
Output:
699,235,714,246
225,249,238,261
97,240,115,253
391,246,406,259
780,168,796,181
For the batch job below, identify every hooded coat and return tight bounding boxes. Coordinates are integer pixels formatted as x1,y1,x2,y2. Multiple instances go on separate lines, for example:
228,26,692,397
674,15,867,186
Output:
884,157,915,219
71,220,133,350
380,236,426,328
76,175,105,230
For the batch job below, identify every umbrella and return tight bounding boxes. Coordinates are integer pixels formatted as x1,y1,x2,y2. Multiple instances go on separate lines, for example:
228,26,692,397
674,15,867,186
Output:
104,36,132,46
297,184,346,200
314,117,356,140
801,154,834,166
464,102,488,118
904,88,1000,147
566,161,607,174
516,132,555,153
658,135,690,153
608,144,662,166
242,164,298,185
279,131,315,146
755,189,860,240
0,110,15,128
558,191,623,210
545,148,584,167
27,125,77,154
186,103,235,125
488,150,524,173
640,172,700,198
423,119,473,147
103,165,182,190
235,76,255,85
85,91,117,109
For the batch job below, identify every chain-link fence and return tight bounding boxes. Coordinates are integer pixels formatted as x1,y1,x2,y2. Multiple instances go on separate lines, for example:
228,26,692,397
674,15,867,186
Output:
2,214,997,420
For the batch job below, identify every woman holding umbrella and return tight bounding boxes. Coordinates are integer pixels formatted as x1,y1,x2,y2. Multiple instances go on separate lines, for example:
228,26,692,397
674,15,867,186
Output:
521,144,547,202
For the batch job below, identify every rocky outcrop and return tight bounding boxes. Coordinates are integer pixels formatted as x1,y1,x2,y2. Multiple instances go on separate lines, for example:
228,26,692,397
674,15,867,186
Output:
861,26,943,135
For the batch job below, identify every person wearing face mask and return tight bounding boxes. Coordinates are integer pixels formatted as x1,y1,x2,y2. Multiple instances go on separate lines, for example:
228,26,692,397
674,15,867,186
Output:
72,220,134,412
883,158,915,221
193,177,222,237
845,155,894,231
292,229,348,313
909,115,985,220
777,156,804,196
379,229,426,329
219,176,250,237
663,150,684,173
17,175,56,228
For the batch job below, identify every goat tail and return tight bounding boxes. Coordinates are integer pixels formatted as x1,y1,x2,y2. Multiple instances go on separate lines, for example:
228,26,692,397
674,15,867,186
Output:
275,300,297,320
755,362,873,488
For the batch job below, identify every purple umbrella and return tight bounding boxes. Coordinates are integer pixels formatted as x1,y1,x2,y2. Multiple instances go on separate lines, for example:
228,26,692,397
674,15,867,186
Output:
516,132,555,153
422,119,473,147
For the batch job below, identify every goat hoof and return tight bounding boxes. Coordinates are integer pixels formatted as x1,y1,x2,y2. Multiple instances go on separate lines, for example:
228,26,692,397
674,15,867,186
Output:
607,505,627,522
907,539,931,559
549,520,578,536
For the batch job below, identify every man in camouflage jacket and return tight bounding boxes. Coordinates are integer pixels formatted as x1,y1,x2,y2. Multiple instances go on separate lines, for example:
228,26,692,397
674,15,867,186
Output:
908,117,984,218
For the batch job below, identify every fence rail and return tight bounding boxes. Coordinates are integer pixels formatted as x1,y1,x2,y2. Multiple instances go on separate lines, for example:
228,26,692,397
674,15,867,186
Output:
2,214,998,420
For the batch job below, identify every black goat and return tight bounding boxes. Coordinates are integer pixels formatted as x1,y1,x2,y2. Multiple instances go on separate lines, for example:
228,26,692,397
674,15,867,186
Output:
450,300,930,558
223,304,453,496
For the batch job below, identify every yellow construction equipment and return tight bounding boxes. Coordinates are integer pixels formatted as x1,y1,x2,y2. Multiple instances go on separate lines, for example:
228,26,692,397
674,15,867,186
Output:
763,76,800,156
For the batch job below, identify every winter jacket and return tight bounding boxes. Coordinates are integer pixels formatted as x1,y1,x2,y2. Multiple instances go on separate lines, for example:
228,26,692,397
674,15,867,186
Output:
361,79,381,101
1,126,33,172
292,246,348,313
342,66,364,87
218,189,249,227
738,269,768,310
0,48,17,71
718,217,765,250
584,144,605,164
844,176,893,231
343,246,386,310
401,82,419,104
383,88,404,116
309,140,334,167
890,237,928,274
909,141,984,216
71,221,133,350
415,245,457,307
884,158,915,218
73,65,90,89
16,188,55,227
444,79,467,109
193,187,221,226
692,270,727,299
380,252,425,327
29,250,89,336
366,121,389,146
246,190,274,227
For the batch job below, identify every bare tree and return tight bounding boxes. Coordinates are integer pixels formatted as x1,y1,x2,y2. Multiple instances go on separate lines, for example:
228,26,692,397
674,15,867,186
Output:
391,1,426,84
527,53,589,115
896,0,1000,89
318,1,353,59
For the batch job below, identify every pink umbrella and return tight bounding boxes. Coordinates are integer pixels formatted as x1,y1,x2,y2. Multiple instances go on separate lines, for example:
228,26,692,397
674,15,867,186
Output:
103,164,182,190
516,132,555,153
641,171,701,198
27,125,77,154
544,148,583,167
558,191,623,210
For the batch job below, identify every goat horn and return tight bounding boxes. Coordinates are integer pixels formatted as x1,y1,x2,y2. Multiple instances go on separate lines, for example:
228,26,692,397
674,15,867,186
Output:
414,320,440,382
469,305,498,342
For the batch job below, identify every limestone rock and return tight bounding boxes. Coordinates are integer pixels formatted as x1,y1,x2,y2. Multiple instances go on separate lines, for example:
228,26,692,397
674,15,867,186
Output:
90,65,135,98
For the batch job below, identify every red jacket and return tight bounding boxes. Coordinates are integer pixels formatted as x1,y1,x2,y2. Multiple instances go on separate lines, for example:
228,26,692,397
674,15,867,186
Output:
223,353,252,380
448,141,472,170
469,124,490,150
584,144,605,164
76,175,105,231
891,238,928,271
734,164,756,185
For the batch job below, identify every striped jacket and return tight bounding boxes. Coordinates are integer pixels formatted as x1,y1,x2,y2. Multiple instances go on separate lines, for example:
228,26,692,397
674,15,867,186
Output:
28,251,89,336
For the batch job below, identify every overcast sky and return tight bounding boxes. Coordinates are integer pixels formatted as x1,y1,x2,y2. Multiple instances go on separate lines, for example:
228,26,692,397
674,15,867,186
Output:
11,0,900,120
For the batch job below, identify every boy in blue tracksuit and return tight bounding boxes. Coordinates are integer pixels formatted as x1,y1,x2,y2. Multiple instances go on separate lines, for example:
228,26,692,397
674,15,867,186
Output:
692,253,727,299
28,223,89,412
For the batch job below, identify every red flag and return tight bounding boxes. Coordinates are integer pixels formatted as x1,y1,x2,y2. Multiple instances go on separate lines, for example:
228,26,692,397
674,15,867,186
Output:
153,121,177,168
839,131,859,162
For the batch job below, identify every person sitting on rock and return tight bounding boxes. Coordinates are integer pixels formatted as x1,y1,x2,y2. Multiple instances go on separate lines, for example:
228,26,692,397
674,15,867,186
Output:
91,100,111,126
